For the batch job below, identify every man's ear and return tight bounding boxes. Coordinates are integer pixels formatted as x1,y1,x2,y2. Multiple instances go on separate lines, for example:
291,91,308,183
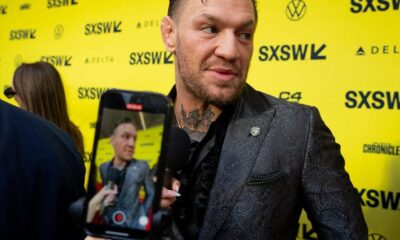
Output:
161,16,176,53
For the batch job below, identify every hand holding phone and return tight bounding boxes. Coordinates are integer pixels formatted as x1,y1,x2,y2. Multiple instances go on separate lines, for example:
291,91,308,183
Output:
86,185,118,223
160,178,181,208
84,89,172,239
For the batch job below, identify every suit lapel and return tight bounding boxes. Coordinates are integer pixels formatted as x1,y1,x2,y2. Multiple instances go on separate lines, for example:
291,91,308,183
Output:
199,91,276,239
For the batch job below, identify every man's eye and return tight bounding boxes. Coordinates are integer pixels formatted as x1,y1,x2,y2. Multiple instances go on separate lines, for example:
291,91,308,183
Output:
202,26,217,34
238,32,252,40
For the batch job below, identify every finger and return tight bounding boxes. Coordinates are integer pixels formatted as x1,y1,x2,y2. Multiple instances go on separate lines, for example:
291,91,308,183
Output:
162,187,180,198
171,178,181,192
160,198,176,209
85,237,110,240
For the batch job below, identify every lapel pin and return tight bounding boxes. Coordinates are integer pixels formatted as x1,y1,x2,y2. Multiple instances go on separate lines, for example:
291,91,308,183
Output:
250,127,260,136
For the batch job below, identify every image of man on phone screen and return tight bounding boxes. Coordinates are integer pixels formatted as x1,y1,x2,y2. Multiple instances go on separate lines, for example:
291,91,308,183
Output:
89,118,155,230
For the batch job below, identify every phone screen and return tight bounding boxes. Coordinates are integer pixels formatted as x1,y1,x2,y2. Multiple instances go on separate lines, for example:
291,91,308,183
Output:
85,89,171,239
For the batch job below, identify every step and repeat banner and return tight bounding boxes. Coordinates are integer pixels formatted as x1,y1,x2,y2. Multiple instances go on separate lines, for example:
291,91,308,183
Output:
0,0,398,239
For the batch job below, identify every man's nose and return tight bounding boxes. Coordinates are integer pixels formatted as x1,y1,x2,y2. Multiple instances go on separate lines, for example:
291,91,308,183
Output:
214,31,240,61
128,137,135,146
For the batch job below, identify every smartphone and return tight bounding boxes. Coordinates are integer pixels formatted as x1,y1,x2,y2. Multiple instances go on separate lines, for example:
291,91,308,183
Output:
84,89,172,239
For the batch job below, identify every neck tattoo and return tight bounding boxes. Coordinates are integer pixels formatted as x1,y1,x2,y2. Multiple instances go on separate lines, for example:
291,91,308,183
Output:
175,104,215,141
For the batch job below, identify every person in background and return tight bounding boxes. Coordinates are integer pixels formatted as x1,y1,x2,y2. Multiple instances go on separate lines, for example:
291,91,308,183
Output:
4,61,85,159
0,99,86,240
159,0,368,239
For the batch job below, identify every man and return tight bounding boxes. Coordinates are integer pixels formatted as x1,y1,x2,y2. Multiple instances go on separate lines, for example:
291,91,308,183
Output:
99,118,155,230
0,99,85,240
160,0,368,239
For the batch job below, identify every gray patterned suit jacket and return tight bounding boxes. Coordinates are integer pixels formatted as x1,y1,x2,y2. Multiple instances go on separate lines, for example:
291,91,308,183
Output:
166,84,368,240
100,159,154,229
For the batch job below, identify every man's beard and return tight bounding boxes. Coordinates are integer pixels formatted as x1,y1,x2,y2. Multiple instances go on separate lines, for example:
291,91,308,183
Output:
176,53,248,107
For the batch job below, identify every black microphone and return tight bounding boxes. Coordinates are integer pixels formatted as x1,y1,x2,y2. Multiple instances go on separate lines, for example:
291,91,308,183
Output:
152,127,191,236
163,127,191,188
102,167,120,210
106,167,120,189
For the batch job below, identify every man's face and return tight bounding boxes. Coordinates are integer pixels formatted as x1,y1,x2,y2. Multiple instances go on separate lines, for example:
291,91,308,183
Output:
168,0,256,106
110,123,137,162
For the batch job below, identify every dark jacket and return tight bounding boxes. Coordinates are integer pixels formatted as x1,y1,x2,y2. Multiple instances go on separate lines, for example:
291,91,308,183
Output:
0,100,86,240
167,85,368,239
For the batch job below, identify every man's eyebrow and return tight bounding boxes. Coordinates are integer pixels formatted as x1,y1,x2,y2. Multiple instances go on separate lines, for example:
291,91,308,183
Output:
196,13,255,28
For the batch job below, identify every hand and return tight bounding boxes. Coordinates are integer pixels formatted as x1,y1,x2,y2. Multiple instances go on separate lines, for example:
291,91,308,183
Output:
102,185,118,207
160,177,180,208
86,185,118,222
85,236,110,240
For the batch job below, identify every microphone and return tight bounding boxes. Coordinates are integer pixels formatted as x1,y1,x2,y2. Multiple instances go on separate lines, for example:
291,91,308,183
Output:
151,127,191,235
163,127,191,188
106,167,120,190
101,167,120,211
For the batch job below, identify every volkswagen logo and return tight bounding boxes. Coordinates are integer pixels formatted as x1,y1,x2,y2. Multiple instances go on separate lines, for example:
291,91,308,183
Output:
368,233,387,240
286,0,307,21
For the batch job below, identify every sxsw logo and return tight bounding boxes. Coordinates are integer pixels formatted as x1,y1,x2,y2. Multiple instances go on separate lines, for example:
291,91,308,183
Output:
356,45,399,56
40,55,72,66
0,5,7,15
286,0,307,21
258,44,326,61
129,51,173,65
84,21,122,35
350,0,400,13
78,87,111,100
9,29,37,40
345,91,400,110
47,0,78,8
358,188,400,211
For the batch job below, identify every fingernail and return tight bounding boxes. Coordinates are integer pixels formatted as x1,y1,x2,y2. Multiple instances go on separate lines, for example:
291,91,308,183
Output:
168,190,181,197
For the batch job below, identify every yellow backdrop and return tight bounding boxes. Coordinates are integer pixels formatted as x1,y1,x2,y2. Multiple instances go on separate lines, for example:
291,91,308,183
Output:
0,0,398,239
